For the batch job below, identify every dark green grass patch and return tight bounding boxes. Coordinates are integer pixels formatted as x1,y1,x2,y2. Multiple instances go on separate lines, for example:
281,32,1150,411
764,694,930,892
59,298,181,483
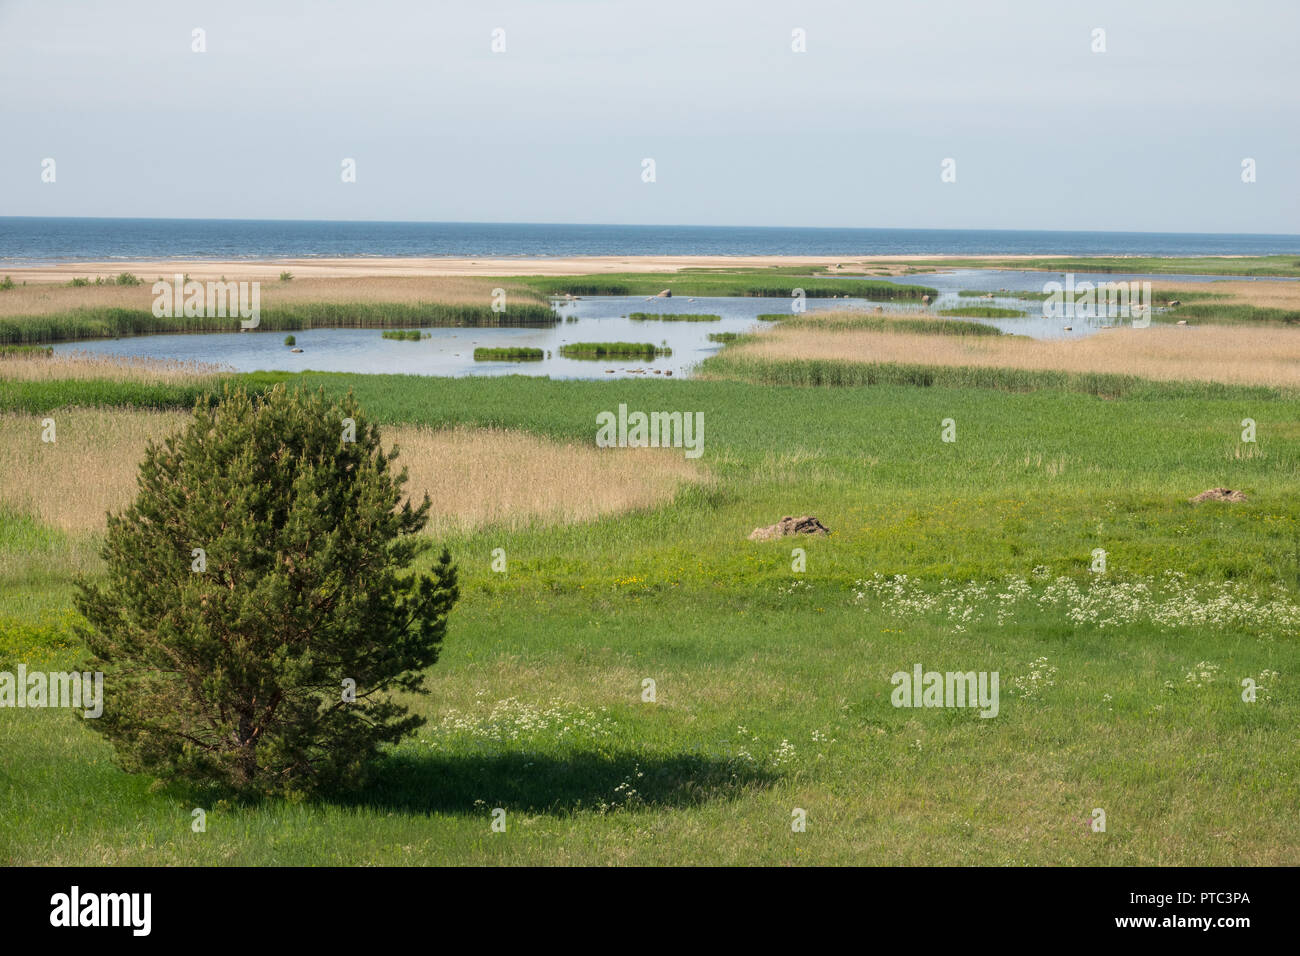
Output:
473,347,544,361
699,354,1294,400
627,313,721,321
558,342,671,359
0,377,219,414
939,307,1026,319
381,329,431,341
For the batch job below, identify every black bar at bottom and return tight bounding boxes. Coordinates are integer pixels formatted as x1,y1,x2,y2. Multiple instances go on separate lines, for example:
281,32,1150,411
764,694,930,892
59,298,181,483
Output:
0,865,1287,942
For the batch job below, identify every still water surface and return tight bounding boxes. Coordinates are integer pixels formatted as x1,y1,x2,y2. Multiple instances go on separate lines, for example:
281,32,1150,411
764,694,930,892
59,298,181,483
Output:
55,280,1185,378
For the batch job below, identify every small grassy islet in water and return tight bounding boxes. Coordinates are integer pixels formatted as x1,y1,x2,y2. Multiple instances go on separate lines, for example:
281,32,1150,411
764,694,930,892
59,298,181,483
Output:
473,347,544,361
627,312,721,322
559,342,672,358
381,329,431,341
938,307,1026,319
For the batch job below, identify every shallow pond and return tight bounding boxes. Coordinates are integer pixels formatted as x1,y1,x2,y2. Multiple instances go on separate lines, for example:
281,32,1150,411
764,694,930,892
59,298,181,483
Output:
887,267,1298,293
54,279,1178,376
55,296,892,379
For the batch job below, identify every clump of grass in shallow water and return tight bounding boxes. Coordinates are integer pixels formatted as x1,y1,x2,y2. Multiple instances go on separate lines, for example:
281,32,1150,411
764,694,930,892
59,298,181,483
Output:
939,307,1026,319
559,342,671,358
381,329,430,341
627,313,721,322
473,347,544,361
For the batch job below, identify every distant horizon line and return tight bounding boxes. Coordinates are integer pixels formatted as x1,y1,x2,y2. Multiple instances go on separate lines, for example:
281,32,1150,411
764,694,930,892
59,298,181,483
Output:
3,216,1298,240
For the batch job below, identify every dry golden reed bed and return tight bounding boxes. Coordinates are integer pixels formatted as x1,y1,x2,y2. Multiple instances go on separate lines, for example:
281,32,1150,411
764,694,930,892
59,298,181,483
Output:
731,321,1300,389
0,411,702,535
1142,279,1300,311
394,425,702,534
0,276,545,317
0,352,227,383
0,409,190,533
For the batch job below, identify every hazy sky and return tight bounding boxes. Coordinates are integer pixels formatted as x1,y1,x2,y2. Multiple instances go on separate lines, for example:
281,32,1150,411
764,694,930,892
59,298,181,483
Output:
2,0,1297,233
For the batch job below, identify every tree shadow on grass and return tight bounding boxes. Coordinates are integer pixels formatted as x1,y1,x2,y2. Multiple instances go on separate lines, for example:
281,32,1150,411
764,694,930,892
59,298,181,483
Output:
332,749,777,816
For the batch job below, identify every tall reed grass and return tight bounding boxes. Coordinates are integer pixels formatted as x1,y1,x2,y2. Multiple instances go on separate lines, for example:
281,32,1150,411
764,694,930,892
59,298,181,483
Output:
0,412,705,536
0,301,558,345
0,352,226,383
699,354,1291,400
709,324,1300,390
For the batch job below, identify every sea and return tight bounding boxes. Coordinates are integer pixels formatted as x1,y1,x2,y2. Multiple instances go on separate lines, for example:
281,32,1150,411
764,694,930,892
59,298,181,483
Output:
3,218,1300,263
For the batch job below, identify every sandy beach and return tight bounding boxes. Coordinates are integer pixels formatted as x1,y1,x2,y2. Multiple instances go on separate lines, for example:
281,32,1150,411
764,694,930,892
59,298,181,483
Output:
1,254,1011,284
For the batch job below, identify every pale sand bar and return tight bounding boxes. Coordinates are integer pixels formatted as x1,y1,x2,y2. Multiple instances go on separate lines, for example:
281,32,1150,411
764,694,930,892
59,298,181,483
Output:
2,254,1013,284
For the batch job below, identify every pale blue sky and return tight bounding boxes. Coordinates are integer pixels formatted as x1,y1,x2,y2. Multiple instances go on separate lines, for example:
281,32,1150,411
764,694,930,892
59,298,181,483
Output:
2,0,1296,232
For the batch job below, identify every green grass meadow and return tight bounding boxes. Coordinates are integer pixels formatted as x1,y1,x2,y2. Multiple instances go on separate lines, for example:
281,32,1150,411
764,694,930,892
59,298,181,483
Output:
2,369,1298,864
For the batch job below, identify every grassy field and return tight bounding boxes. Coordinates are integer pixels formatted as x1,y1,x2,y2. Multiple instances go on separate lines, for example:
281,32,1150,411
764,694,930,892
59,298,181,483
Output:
2,354,1298,864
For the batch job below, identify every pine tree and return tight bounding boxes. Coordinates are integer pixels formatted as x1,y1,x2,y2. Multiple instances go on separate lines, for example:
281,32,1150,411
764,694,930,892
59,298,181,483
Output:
75,383,458,797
